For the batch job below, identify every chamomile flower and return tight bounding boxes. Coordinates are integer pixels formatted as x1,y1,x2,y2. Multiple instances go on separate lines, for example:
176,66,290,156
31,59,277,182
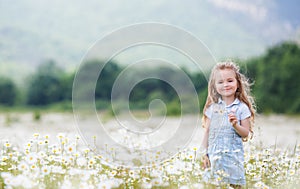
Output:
18,162,29,172
33,133,40,138
57,133,65,140
26,153,38,164
41,165,51,175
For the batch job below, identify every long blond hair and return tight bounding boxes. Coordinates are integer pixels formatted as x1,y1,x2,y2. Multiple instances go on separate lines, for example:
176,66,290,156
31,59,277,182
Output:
202,61,256,139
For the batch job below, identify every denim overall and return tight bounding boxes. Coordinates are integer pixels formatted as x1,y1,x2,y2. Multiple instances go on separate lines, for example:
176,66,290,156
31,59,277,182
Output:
203,101,246,185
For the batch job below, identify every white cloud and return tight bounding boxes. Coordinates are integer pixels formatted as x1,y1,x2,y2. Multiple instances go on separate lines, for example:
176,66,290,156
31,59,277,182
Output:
208,0,268,22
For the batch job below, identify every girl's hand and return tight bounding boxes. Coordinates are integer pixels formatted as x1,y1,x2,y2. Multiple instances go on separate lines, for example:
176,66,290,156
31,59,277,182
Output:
228,112,238,127
201,154,210,169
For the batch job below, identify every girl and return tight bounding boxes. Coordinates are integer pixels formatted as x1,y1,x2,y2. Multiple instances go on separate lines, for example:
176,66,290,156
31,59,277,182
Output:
201,61,255,188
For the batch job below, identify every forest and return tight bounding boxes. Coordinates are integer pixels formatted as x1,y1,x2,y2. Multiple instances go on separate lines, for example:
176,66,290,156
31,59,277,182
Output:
1,41,299,114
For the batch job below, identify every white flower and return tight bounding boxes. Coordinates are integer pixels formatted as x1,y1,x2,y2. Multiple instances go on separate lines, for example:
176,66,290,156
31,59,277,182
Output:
44,134,50,139
185,151,195,161
288,169,295,176
98,180,113,189
165,164,181,175
61,179,72,189
128,170,140,179
26,153,38,164
18,162,29,172
30,164,38,171
56,133,66,142
1,155,8,162
151,177,163,186
88,158,96,166
108,170,117,177
41,165,51,175
4,141,11,148
1,172,12,184
66,143,76,154
254,181,265,188
141,182,152,189
178,175,187,182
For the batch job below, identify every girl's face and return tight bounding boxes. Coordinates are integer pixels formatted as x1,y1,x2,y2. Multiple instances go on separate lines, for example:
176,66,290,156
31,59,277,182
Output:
214,68,238,99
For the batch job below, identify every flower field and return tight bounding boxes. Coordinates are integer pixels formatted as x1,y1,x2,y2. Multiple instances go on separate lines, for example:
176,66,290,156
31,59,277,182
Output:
1,132,299,189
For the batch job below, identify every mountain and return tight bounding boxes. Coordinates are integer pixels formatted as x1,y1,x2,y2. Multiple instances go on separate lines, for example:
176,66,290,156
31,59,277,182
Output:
0,0,299,82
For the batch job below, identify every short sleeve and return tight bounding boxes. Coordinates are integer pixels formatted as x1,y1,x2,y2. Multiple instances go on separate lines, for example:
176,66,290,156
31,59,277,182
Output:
239,102,251,120
204,104,213,119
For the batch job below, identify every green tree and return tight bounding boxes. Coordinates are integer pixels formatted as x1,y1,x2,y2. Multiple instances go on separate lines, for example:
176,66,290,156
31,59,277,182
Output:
26,60,65,105
60,72,75,100
74,60,122,103
253,42,300,113
127,67,179,108
96,60,121,100
0,77,17,106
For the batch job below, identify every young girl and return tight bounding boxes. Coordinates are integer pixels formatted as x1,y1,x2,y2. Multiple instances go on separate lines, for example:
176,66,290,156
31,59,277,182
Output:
201,61,255,188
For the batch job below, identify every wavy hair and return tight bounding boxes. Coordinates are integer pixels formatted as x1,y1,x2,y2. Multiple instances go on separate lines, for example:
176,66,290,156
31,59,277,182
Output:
202,61,256,140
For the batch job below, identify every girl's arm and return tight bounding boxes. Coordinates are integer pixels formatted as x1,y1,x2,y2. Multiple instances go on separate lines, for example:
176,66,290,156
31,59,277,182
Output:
201,117,210,151
228,114,250,138
201,117,210,168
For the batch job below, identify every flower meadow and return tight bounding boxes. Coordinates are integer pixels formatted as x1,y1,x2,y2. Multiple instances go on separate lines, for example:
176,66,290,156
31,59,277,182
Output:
0,133,299,189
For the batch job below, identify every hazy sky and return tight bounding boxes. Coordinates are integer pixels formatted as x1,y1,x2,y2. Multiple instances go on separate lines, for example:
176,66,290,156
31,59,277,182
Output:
0,0,299,72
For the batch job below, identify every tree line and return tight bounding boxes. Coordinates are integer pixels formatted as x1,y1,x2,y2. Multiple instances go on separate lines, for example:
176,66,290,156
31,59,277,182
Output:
243,42,300,114
1,41,299,114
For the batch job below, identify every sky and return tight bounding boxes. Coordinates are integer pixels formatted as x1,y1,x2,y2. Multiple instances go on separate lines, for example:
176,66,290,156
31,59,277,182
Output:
0,0,299,76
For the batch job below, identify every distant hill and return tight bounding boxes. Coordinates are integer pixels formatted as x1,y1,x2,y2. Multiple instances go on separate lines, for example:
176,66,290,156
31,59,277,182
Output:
1,0,299,83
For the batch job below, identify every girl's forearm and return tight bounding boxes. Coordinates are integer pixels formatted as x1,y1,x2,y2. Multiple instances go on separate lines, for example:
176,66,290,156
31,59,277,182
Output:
230,117,251,138
201,118,210,152
232,124,249,138
201,128,209,150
